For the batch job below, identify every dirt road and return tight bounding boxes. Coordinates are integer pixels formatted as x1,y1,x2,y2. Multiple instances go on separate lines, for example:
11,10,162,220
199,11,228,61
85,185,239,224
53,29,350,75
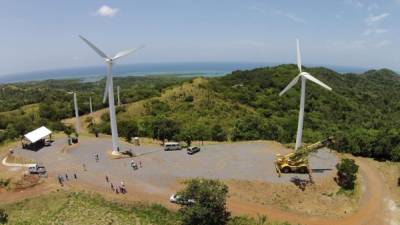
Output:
228,157,391,225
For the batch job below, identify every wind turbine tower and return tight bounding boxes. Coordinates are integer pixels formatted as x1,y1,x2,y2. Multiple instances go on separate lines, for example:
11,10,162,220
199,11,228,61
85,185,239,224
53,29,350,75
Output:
279,39,332,150
79,35,144,155
89,97,93,115
117,86,121,106
73,92,80,134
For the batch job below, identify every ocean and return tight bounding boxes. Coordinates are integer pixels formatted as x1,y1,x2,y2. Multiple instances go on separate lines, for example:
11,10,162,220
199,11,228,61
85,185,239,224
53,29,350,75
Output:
0,62,368,84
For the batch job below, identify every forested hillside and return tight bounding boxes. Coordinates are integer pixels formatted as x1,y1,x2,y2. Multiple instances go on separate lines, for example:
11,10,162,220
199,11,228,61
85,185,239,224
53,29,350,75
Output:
106,64,400,161
0,76,188,143
208,65,400,161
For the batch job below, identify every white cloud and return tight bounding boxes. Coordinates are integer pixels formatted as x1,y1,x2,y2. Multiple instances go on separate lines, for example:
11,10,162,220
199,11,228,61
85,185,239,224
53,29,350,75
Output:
345,0,364,8
375,40,391,47
248,5,266,14
273,9,307,24
248,5,306,24
96,5,119,17
331,39,390,49
365,13,390,25
363,28,387,36
230,40,267,47
367,3,379,11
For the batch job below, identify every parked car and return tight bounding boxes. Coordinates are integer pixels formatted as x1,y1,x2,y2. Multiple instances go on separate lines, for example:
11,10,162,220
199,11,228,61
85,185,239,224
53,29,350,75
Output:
187,146,200,155
164,142,181,151
169,194,195,205
28,164,47,175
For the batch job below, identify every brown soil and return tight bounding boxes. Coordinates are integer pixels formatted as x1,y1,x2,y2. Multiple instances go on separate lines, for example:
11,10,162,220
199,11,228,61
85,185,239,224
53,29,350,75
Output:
226,176,360,218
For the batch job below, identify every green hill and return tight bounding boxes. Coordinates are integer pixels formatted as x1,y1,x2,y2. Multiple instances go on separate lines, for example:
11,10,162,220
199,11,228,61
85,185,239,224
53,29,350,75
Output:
99,65,400,161
2,66,400,161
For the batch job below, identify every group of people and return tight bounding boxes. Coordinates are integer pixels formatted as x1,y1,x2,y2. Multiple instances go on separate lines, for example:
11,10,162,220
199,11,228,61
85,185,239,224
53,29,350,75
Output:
106,175,127,194
57,173,77,186
56,150,145,195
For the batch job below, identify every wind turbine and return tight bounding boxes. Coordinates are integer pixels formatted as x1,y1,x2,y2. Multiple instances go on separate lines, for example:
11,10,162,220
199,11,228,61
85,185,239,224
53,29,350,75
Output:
67,92,80,135
89,97,93,115
279,39,332,150
79,35,144,155
117,86,121,106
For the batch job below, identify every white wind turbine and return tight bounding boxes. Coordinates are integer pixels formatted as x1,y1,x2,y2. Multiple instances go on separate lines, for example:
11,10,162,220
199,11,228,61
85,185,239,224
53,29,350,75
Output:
79,35,144,155
89,97,93,115
67,92,80,135
117,86,121,106
279,39,332,150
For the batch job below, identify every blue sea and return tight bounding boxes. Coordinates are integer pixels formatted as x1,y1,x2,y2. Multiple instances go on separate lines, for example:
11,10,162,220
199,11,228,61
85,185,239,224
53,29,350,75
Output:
0,62,368,84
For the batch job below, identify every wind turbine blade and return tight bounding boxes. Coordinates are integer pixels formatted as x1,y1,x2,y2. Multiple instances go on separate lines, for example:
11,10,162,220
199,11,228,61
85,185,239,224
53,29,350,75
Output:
296,39,302,73
112,45,145,61
302,73,332,91
79,35,109,59
279,75,301,96
103,76,110,103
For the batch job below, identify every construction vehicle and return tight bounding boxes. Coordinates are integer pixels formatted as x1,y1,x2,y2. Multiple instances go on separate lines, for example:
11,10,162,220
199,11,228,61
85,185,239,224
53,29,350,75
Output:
275,136,335,183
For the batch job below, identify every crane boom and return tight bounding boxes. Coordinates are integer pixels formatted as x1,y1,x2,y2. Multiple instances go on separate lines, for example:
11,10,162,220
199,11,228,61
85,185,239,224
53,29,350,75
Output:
275,136,335,183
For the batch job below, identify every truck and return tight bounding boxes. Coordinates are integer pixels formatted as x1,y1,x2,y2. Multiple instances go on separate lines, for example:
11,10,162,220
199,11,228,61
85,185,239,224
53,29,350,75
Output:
275,137,335,183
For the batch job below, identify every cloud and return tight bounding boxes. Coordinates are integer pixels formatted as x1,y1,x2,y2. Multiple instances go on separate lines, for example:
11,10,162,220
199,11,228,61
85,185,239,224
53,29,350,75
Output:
375,40,391,47
331,39,390,49
230,40,267,47
96,5,119,17
248,5,306,24
248,5,266,14
345,0,364,8
367,3,379,11
365,13,390,25
363,28,387,36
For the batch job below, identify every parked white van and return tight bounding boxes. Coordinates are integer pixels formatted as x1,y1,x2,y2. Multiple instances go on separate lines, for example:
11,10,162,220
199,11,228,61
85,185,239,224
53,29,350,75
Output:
164,142,181,151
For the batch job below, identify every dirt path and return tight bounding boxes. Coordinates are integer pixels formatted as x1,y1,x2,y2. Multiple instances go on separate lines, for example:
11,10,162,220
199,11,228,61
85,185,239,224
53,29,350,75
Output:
228,157,389,225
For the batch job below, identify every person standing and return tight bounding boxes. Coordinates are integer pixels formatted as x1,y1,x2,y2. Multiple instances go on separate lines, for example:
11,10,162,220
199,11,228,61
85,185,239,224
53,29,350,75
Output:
74,173,77,179
105,175,109,183
58,175,63,186
65,174,69,181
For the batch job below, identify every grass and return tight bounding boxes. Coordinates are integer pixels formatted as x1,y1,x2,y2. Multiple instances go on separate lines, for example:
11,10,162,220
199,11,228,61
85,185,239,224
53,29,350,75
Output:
1,191,179,225
0,191,291,225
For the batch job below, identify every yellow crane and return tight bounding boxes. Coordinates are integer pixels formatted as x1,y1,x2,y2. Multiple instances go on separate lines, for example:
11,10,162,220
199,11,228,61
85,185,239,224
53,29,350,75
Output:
275,136,335,183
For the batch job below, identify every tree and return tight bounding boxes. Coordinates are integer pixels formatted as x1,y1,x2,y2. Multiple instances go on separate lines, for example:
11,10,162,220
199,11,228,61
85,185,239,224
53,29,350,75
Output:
391,145,400,162
88,122,100,137
211,124,227,142
336,158,359,190
63,126,73,137
192,123,211,145
178,178,230,225
118,119,139,142
177,127,193,147
151,117,180,143
0,208,8,224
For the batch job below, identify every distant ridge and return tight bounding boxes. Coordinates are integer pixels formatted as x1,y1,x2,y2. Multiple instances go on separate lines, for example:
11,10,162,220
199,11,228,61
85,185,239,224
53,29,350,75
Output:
0,62,369,84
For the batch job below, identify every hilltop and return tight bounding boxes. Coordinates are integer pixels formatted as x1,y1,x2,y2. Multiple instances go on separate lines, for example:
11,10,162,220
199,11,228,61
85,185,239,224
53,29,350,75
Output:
2,65,400,161
85,65,400,162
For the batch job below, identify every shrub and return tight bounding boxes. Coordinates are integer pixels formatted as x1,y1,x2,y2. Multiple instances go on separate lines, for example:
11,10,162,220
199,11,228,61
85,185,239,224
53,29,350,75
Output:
178,178,230,225
336,158,359,190
0,208,8,224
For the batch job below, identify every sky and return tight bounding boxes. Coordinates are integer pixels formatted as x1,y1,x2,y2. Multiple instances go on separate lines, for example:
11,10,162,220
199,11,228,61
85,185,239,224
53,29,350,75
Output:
0,0,399,76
